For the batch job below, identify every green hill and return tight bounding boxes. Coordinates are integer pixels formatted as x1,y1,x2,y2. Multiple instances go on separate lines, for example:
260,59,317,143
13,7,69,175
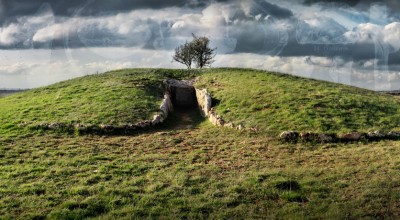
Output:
0,69,195,137
3,68,400,138
195,68,400,134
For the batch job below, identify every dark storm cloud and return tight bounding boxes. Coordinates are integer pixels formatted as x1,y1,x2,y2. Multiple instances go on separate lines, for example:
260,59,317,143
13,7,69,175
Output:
388,51,400,67
302,0,400,12
0,0,294,50
245,0,293,19
0,0,231,25
303,0,399,6
0,0,399,68
304,0,368,6
232,17,351,58
301,0,400,22
1,0,400,91
0,0,291,25
284,34,400,67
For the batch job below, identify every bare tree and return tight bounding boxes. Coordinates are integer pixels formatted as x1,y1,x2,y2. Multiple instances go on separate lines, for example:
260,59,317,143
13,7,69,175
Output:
191,34,216,69
172,42,195,69
172,35,216,69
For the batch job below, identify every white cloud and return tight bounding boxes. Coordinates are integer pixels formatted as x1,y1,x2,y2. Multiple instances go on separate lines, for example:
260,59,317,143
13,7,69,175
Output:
362,59,378,68
0,24,22,45
85,61,135,72
0,48,180,88
214,53,400,90
369,3,389,24
388,72,400,82
383,22,400,51
344,22,400,53
344,23,382,42
33,22,73,42
0,47,398,91
296,16,350,45
0,6,56,47
0,62,38,75
201,3,226,27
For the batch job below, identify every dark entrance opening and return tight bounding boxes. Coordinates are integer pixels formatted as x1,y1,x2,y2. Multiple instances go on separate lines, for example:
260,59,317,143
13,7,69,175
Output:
165,79,198,109
164,79,203,129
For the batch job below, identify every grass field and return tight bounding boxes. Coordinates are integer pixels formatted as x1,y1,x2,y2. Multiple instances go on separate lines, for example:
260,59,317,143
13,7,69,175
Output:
2,120,400,219
1,68,400,218
195,68,400,135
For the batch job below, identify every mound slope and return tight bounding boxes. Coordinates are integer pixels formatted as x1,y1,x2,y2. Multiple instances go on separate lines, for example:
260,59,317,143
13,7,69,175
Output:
195,68,400,134
2,68,400,137
0,69,195,137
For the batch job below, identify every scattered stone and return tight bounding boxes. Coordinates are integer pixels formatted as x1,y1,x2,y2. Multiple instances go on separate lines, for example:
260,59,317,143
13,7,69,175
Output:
17,122,30,127
100,124,114,131
123,124,137,131
319,133,337,143
74,124,83,128
339,132,364,142
208,109,225,126
299,132,319,142
280,131,299,142
48,122,67,129
135,121,151,128
250,127,260,132
194,88,240,130
87,124,101,133
31,123,51,130
367,131,385,140
152,114,164,126
387,131,400,139
38,123,50,128
224,122,235,129
74,124,88,133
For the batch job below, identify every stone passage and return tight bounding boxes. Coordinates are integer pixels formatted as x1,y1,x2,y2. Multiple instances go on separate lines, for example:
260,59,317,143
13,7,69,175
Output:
164,78,242,130
164,79,197,108
195,88,212,117
195,86,243,130
151,93,173,126
28,78,240,135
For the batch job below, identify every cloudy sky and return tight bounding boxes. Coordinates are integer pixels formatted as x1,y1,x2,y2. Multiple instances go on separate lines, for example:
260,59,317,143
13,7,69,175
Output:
0,0,400,90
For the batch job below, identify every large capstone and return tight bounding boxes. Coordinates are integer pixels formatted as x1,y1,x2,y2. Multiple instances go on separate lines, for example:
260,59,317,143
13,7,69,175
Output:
165,79,197,108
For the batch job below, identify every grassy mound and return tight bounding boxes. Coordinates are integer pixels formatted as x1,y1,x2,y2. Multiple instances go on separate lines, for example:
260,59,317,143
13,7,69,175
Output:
195,68,400,134
0,69,196,137
3,67,400,137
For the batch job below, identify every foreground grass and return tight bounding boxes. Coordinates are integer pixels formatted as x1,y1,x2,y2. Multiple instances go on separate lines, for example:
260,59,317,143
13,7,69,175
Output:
196,68,400,135
0,69,196,137
1,119,400,219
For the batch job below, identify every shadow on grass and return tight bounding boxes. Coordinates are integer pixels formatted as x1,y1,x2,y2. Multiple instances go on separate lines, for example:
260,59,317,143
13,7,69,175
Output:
21,107,207,139
159,107,206,131
110,106,206,137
